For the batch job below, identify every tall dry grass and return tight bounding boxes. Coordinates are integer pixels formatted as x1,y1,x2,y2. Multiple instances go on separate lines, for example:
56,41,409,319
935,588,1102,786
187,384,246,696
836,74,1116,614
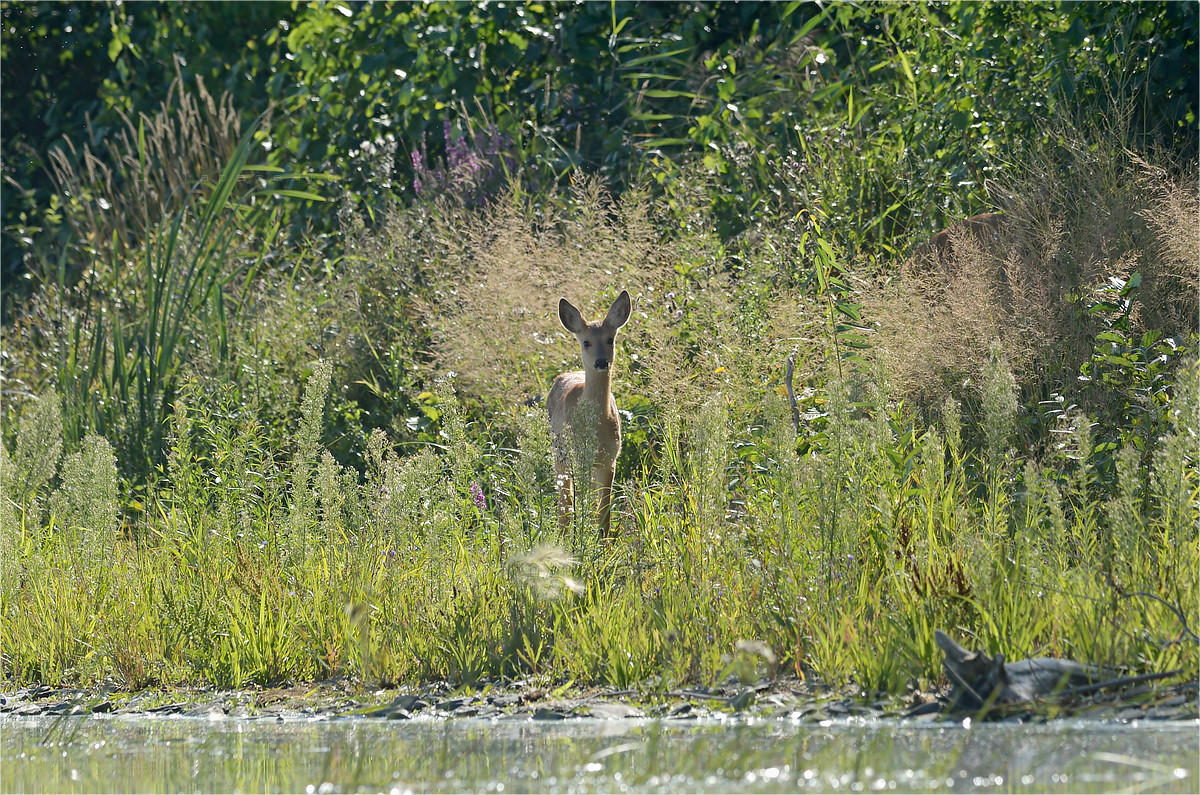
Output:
410,170,833,445
47,60,240,260
422,177,670,400
869,130,1198,417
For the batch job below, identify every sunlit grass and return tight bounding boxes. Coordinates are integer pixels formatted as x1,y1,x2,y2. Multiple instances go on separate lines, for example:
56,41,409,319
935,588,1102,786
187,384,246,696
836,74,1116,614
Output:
2,351,1195,695
1,78,1196,700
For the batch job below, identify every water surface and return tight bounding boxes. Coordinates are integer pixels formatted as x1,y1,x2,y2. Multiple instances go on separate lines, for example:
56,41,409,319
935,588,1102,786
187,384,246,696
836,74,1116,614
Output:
3,715,1195,793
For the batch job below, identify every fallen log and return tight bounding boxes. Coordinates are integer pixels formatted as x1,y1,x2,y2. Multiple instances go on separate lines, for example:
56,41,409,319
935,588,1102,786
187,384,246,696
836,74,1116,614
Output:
925,629,1188,716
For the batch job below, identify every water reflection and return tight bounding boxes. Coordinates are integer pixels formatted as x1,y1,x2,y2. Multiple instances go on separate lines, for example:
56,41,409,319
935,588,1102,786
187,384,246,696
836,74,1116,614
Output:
3,715,1195,793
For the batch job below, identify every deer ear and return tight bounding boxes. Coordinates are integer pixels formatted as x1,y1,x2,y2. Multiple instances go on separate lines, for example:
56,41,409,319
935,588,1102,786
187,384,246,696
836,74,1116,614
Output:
604,290,631,329
559,298,585,333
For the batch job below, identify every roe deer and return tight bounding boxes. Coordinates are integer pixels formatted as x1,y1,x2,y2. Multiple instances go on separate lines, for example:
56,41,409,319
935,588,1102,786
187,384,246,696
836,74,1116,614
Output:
547,289,631,539
910,212,1007,269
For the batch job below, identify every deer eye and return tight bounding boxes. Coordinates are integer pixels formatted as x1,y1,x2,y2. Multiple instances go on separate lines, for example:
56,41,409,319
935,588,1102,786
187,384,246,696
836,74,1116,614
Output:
607,338,613,345
582,341,591,348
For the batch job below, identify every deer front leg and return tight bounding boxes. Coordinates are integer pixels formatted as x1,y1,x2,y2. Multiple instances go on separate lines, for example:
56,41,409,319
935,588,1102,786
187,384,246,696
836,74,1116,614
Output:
593,462,616,540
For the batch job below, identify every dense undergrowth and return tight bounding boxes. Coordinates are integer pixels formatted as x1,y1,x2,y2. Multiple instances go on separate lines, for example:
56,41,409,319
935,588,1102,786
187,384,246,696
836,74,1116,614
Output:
1,2,1197,695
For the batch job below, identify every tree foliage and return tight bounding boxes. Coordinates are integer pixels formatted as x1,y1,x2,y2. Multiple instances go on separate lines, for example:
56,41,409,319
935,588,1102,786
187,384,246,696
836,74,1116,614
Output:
4,1,1195,302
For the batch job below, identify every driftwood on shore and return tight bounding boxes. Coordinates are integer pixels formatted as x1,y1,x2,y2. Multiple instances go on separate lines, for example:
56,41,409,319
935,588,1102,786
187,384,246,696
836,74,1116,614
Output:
929,629,1183,715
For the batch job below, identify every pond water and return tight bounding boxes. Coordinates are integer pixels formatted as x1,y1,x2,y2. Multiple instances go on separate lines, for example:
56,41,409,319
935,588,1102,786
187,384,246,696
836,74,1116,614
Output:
3,715,1196,793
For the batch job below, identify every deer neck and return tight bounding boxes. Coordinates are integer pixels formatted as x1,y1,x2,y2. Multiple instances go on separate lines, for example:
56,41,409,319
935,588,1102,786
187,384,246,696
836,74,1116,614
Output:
583,367,613,407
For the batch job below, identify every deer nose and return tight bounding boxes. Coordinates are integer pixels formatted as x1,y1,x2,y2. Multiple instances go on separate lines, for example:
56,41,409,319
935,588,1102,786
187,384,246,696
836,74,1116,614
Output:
594,358,610,371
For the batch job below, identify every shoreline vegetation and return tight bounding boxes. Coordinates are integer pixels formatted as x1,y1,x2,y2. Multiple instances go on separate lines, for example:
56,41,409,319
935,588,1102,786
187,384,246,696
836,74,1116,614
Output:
1,3,1197,709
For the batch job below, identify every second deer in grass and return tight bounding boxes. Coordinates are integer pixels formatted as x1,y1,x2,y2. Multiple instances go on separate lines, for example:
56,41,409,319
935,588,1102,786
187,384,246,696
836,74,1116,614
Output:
909,212,1007,270
547,289,631,539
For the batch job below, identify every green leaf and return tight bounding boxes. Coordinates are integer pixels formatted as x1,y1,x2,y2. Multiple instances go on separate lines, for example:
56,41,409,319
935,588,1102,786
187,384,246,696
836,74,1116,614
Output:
639,137,691,148
895,48,917,101
640,88,703,100
270,189,327,202
835,301,862,321
625,72,688,82
622,47,693,67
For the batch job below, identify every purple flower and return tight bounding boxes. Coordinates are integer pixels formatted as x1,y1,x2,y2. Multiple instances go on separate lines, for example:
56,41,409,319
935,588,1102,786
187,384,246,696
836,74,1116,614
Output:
411,149,425,195
470,482,486,511
410,119,515,206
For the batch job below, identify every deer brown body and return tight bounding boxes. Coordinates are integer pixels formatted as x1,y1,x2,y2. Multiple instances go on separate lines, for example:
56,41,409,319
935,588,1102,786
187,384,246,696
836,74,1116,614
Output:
913,212,1007,265
547,290,631,538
